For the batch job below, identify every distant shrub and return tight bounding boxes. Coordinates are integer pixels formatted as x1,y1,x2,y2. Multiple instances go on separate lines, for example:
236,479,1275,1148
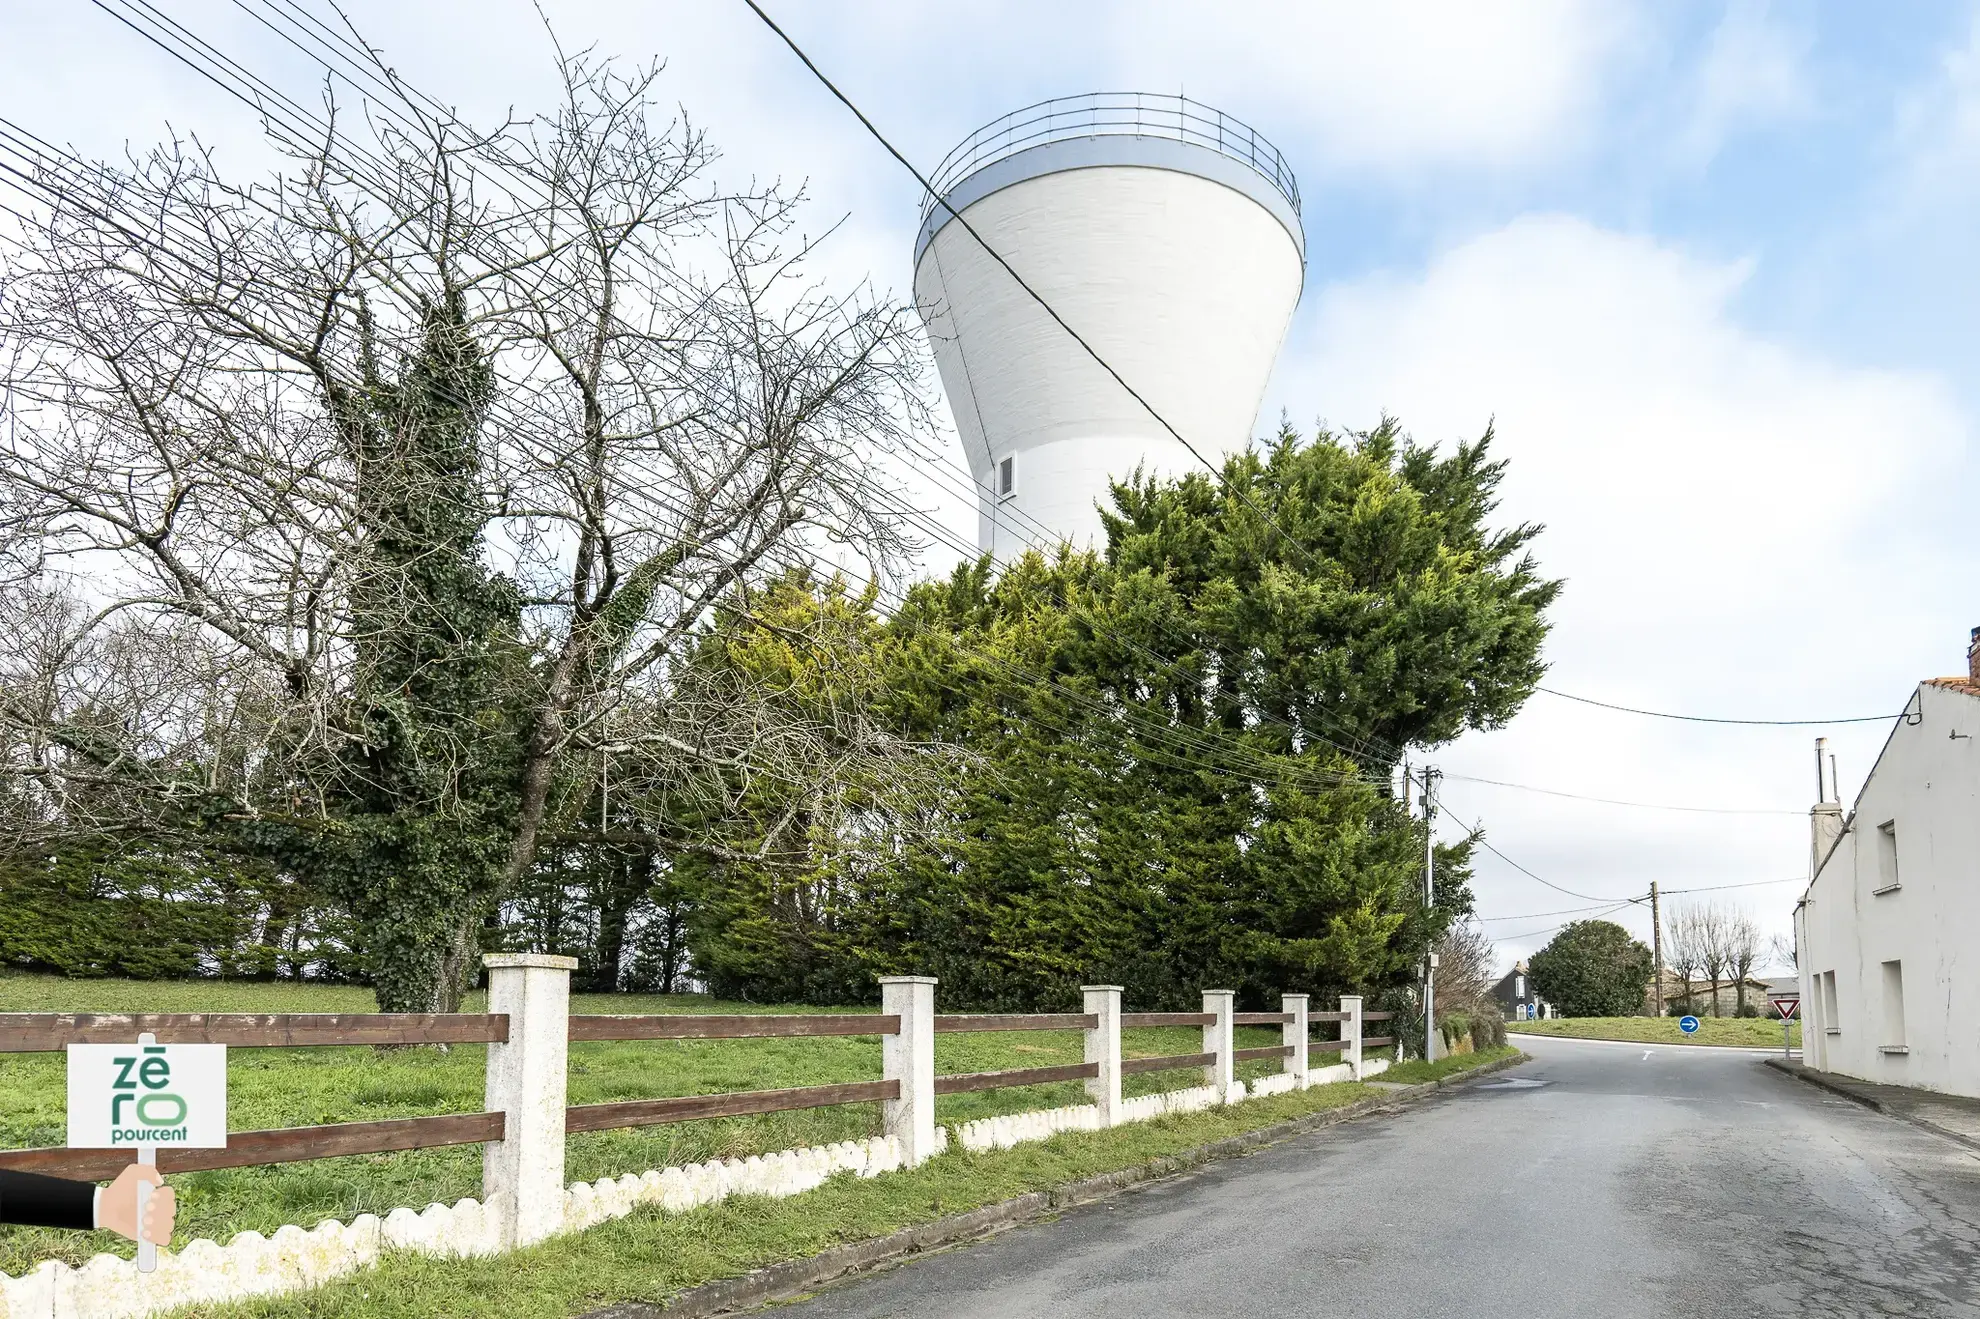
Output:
1470,1014,1506,1050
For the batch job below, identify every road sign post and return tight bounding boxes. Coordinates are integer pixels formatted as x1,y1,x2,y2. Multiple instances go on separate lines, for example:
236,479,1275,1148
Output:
68,1032,227,1272
1770,996,1801,1060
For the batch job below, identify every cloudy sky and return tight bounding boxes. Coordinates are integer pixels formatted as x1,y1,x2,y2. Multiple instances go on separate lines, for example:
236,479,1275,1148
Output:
6,1,1976,971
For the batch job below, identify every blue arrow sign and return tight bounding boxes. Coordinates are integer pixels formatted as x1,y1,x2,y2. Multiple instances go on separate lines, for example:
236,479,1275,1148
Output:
1679,1015,1700,1034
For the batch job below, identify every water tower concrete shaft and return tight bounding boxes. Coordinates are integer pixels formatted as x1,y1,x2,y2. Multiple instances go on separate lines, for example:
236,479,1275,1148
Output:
913,94,1305,557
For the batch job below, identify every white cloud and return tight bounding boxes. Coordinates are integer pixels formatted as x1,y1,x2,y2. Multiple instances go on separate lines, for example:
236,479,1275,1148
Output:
1301,216,1969,965
1110,0,1643,174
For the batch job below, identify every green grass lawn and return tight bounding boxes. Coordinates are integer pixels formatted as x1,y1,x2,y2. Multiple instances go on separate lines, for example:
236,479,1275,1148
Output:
1508,1016,1801,1049
0,972,1345,1277
183,1045,1515,1319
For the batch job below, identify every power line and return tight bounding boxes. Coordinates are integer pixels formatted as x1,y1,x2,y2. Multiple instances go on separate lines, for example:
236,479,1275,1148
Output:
734,1,1358,620
229,0,1411,775
1536,686,1902,727
172,1,1407,784
1491,901,1637,944
1473,901,1633,923
1434,797,1640,904
1660,877,1805,895
0,139,1349,809
1440,771,1802,816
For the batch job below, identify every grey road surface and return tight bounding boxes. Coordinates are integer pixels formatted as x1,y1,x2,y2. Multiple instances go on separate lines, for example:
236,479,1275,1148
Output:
779,1036,1980,1317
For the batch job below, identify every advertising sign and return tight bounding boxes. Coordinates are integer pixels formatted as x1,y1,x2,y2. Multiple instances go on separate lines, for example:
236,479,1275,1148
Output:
67,1041,228,1150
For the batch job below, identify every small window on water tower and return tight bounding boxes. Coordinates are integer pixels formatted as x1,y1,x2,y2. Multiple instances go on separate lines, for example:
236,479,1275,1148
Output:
998,455,1015,500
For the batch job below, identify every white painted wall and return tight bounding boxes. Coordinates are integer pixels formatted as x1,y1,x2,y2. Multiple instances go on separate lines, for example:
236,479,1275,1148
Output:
913,162,1303,555
1797,681,1980,1095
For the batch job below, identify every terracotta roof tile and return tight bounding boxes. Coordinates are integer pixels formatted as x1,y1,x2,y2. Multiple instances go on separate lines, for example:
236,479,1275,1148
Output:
1925,677,1980,698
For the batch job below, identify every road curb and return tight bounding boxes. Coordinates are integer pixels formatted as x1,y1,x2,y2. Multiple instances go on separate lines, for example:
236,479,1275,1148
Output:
581,1052,1529,1318
1763,1057,1980,1156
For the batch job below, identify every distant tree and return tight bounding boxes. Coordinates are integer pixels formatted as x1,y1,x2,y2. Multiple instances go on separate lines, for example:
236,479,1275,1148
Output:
1696,905,1734,1016
1664,904,1708,1013
1724,907,1763,1015
1528,920,1654,1018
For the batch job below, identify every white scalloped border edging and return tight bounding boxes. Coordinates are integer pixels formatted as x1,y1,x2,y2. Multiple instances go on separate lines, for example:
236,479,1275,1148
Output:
3,1062,1393,1318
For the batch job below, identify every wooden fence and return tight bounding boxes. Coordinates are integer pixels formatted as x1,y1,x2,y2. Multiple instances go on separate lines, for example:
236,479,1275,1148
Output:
0,960,1396,1250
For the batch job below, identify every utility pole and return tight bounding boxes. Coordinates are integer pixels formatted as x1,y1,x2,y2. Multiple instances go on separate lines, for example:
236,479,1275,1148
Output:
1421,765,1439,1063
1650,880,1664,1017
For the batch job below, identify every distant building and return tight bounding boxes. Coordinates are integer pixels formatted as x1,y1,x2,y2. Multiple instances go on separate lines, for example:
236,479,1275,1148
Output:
1796,628,1980,1097
1644,974,1775,1018
1491,961,1552,1020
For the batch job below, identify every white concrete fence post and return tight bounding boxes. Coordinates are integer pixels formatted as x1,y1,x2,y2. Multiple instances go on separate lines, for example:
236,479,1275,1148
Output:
482,952,577,1250
1202,989,1236,1102
880,975,938,1165
1282,993,1309,1088
1340,994,1364,1082
1083,985,1123,1126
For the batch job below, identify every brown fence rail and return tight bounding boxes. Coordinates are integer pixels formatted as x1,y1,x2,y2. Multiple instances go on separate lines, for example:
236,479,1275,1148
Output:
933,1062,1100,1095
1231,1045,1295,1063
932,1014,1098,1033
566,1080,899,1134
1312,1011,1350,1023
0,1013,508,1052
1121,1013,1217,1028
1120,1051,1216,1075
1232,1013,1293,1026
1362,1011,1394,1022
569,1014,898,1042
1363,1036,1396,1049
1312,1039,1351,1054
0,1112,505,1181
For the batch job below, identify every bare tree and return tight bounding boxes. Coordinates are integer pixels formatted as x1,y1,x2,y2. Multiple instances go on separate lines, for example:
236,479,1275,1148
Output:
0,43,938,1009
1664,900,1760,1017
1432,920,1499,1017
1725,908,1763,1015
1767,931,1798,975
1663,903,1708,1015
1696,905,1732,1017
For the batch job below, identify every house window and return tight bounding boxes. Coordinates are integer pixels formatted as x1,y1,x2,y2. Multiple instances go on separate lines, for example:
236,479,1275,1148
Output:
1515,975,1525,999
1873,820,1900,894
998,455,1016,500
1822,970,1840,1035
1880,960,1907,1054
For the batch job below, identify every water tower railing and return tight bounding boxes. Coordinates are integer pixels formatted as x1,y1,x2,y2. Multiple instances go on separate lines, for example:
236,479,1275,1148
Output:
921,92,1299,226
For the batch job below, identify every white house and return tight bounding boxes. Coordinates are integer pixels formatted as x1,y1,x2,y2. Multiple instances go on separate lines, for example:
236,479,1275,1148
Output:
1795,628,1980,1096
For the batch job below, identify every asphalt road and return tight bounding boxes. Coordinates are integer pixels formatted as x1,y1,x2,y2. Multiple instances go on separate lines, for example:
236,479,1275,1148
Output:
780,1037,1980,1317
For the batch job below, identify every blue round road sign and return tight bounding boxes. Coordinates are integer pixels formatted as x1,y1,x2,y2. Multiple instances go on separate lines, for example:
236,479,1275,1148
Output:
1679,1015,1700,1034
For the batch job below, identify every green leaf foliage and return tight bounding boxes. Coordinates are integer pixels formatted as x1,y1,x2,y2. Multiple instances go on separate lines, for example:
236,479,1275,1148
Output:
1527,920,1655,1017
684,422,1556,1010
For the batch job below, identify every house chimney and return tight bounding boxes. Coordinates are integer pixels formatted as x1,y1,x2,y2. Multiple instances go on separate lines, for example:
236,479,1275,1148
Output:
1968,624,1979,683
1809,737,1844,880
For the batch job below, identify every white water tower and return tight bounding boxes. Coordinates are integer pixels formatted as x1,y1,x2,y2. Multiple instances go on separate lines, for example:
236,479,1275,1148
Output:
913,94,1305,557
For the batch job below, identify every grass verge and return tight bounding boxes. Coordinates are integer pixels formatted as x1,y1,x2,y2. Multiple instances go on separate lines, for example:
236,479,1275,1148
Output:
1508,1016,1800,1049
0,973,1349,1275
1374,1045,1522,1086
187,1047,1518,1319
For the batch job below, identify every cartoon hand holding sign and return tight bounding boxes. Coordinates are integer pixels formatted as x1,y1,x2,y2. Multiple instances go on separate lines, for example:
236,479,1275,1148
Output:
0,1163,175,1243
50,1032,227,1271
